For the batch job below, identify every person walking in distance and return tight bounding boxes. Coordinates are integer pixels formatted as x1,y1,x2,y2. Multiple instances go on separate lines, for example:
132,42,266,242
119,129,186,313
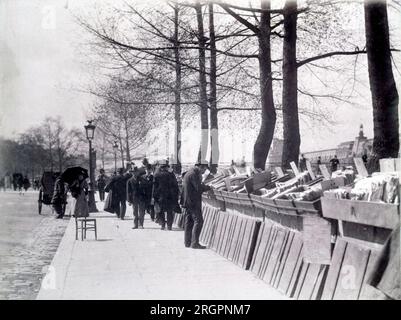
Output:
21,175,30,195
0,176,5,192
127,167,139,228
329,155,340,173
362,153,368,166
316,156,322,175
182,162,211,249
144,164,155,221
298,154,307,172
96,168,108,202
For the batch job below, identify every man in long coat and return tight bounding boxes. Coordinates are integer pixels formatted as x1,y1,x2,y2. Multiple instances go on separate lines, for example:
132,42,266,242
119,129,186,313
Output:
96,169,108,202
51,176,67,219
181,162,211,249
129,167,153,229
106,168,131,220
153,161,179,230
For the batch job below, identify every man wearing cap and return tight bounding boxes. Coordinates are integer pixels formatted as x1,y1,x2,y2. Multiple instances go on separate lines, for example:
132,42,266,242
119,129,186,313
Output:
182,162,211,249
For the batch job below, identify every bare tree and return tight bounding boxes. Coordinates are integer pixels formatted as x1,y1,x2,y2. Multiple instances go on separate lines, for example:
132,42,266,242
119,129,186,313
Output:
365,0,399,171
218,0,277,170
281,0,299,169
91,77,157,165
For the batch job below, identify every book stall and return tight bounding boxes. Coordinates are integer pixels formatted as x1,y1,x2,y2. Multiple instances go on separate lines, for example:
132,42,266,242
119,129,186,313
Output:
199,158,400,300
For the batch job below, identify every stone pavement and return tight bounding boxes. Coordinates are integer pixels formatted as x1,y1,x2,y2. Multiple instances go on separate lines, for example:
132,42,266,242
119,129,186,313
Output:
0,206,69,299
37,205,287,300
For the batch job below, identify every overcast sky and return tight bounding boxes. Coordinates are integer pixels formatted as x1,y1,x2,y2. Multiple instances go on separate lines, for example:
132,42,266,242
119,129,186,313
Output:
1,0,400,161
0,0,97,137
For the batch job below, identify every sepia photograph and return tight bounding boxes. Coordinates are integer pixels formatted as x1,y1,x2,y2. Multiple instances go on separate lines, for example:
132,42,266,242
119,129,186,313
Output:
0,0,400,304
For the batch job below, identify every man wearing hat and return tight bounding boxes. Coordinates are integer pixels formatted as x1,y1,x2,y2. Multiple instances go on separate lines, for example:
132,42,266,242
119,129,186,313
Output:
96,168,108,202
182,161,211,249
128,167,150,229
153,159,179,230
106,168,131,219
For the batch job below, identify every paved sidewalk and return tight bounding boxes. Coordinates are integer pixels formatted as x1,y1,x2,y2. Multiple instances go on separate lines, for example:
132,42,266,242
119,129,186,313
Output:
0,192,69,300
37,204,287,300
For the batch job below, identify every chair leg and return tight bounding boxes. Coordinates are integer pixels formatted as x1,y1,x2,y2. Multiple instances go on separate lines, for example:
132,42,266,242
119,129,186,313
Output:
75,219,78,240
95,220,97,240
81,221,84,241
84,221,87,239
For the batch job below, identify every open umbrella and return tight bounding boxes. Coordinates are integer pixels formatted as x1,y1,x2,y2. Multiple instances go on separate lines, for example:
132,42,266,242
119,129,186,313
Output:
60,166,88,185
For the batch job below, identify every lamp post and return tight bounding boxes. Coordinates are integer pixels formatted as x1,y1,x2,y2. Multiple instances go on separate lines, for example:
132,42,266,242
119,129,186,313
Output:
84,120,98,213
113,141,118,174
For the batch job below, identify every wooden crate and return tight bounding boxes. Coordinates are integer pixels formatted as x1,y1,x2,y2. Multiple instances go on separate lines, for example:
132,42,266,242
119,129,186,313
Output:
250,194,266,211
321,197,399,230
213,189,225,202
274,198,299,216
221,191,241,206
294,199,322,215
321,237,383,300
262,197,280,214
236,192,254,208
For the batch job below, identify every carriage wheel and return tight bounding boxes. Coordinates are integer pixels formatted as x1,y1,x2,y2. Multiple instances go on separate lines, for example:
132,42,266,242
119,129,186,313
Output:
38,190,43,215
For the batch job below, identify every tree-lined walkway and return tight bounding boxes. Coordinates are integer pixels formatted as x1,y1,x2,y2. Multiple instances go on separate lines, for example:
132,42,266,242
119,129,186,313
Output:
37,205,287,300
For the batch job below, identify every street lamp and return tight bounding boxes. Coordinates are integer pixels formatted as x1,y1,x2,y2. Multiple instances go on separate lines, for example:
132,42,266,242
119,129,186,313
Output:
84,120,98,213
113,141,118,174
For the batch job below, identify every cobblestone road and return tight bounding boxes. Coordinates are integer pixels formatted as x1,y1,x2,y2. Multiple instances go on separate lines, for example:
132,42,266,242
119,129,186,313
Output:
0,191,69,299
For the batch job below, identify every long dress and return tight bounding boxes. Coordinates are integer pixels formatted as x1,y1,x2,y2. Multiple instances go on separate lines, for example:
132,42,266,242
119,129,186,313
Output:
69,180,89,218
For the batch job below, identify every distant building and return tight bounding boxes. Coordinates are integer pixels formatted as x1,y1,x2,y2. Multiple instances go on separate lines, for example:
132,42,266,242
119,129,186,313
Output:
304,124,373,163
266,125,373,166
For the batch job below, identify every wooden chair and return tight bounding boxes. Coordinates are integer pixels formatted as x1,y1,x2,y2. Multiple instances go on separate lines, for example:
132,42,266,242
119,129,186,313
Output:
75,216,97,241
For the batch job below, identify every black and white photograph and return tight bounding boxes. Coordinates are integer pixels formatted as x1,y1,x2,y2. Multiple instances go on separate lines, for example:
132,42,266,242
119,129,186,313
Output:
0,0,400,303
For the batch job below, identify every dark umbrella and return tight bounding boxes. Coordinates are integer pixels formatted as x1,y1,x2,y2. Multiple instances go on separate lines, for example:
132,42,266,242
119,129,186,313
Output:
60,166,88,185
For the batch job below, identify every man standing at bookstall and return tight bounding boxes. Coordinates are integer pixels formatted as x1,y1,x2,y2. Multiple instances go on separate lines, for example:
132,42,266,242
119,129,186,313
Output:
182,162,211,249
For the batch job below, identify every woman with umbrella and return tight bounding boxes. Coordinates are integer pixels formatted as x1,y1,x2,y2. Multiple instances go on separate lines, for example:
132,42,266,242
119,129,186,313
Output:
61,167,89,218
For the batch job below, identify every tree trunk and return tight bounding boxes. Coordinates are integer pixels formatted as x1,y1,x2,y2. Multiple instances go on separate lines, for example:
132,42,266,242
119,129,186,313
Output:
173,3,182,174
253,0,276,170
281,0,299,169
365,0,399,172
209,3,219,174
119,136,125,169
195,2,209,164
125,127,131,163
56,136,63,173
58,146,63,172
101,134,105,169
49,144,54,171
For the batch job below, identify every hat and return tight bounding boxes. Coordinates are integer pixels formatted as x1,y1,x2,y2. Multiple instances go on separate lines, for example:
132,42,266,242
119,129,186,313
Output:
137,167,146,176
